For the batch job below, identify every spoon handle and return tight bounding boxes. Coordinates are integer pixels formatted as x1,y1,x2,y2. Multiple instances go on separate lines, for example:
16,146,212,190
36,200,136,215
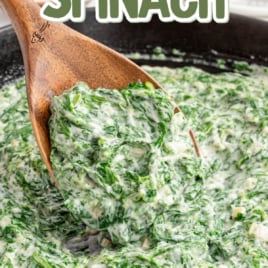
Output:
1,0,45,54
1,0,57,181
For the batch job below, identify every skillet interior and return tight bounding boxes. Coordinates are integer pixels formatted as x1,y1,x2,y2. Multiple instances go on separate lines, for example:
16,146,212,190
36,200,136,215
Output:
0,7,268,260
0,8,268,87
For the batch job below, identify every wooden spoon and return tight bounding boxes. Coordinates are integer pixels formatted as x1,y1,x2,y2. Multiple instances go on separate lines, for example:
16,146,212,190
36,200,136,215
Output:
1,0,162,184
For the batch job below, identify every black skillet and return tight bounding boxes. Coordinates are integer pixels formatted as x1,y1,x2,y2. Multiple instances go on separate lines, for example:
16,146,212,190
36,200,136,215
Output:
0,7,267,254
0,8,268,88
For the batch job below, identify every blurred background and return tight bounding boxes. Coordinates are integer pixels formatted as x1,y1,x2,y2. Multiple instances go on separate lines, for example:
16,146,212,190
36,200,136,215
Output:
1,0,268,27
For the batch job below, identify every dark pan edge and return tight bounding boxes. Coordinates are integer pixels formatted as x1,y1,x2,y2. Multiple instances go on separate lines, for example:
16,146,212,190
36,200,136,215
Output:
1,9,268,87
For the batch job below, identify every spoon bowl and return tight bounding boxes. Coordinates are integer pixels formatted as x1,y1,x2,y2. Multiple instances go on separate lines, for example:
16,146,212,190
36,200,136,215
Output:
1,0,162,183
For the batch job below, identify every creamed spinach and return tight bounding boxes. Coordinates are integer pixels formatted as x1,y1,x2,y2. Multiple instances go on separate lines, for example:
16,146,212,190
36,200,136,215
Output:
0,66,268,267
